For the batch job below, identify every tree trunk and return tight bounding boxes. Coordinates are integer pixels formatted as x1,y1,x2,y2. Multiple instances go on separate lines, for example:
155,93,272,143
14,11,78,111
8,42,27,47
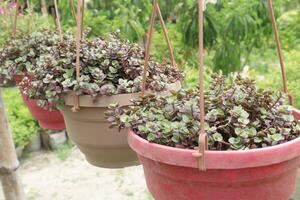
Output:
1,172,24,200
41,0,48,16
0,89,25,200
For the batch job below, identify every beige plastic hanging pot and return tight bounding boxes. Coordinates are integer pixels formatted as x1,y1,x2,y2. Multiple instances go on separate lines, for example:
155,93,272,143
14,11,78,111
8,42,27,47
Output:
62,93,139,168
61,0,181,168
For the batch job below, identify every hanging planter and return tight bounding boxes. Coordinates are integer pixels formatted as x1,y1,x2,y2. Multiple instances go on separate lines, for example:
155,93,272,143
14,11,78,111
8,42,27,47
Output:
62,93,142,168
21,93,65,130
62,80,180,167
127,116,300,200
108,79,300,200
16,75,66,130
6,29,181,167
56,0,182,168
106,0,300,198
4,0,182,168
0,31,68,131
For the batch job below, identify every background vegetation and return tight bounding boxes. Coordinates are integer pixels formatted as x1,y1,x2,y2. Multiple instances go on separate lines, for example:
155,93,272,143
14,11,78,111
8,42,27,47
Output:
3,88,39,148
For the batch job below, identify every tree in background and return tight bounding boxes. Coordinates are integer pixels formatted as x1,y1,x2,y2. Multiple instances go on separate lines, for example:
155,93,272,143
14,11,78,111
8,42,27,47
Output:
2,0,299,74
178,0,280,74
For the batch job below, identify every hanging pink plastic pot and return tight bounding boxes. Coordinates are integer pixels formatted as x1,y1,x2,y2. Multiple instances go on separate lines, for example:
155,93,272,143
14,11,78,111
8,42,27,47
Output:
128,110,300,200
15,75,65,130
21,93,65,130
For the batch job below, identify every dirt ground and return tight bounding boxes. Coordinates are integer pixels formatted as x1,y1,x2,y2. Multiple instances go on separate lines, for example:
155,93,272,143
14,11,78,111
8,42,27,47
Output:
0,148,152,200
0,147,299,200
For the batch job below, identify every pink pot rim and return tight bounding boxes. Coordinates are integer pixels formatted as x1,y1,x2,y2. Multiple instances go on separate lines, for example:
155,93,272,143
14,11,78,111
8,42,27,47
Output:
128,109,300,169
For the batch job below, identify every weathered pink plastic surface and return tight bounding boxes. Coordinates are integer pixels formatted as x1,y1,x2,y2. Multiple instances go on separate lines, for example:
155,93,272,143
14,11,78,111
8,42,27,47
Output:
21,93,65,130
128,109,300,200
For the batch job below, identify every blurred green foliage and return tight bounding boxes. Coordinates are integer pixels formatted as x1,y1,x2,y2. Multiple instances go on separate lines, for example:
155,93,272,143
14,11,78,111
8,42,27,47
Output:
3,88,39,148
0,2,53,45
279,10,300,49
2,0,298,73
249,49,300,109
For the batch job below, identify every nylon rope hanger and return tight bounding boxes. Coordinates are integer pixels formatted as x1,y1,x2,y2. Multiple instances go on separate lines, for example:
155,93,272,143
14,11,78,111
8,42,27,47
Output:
53,0,63,42
192,0,293,171
69,0,76,20
12,0,63,40
12,0,20,38
72,0,83,112
191,0,207,171
69,0,85,36
267,0,293,106
141,0,177,96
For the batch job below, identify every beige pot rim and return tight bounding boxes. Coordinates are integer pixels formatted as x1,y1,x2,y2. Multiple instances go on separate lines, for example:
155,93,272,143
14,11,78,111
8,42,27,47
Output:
64,81,181,108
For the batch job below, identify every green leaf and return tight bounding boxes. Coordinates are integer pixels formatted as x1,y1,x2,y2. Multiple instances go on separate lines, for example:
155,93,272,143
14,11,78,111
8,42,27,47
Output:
295,124,300,132
229,137,241,145
120,115,129,123
282,115,294,122
269,128,276,134
171,135,180,143
254,137,263,143
147,133,156,142
182,115,191,123
212,133,223,142
138,125,147,133
235,128,243,135
238,118,250,125
271,134,284,142
248,128,257,137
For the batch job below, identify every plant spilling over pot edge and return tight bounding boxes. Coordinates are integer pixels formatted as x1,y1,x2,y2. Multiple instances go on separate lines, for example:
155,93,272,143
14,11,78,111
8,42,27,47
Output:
0,30,61,84
0,29,182,109
106,74,300,151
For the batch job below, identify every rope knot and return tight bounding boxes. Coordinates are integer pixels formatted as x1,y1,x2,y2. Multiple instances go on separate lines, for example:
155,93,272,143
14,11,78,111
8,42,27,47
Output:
193,132,207,171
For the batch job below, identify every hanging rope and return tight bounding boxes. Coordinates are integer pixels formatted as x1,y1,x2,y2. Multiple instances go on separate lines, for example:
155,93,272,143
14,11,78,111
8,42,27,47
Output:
72,0,83,112
141,0,177,95
141,0,157,95
69,0,85,37
192,0,207,171
53,0,63,41
191,0,293,171
12,0,19,38
81,0,85,36
69,0,76,20
155,4,176,67
267,0,293,105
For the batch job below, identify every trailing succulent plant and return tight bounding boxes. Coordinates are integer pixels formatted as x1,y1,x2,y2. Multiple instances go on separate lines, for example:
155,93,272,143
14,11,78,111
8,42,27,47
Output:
106,74,300,151
0,30,62,84
0,29,182,109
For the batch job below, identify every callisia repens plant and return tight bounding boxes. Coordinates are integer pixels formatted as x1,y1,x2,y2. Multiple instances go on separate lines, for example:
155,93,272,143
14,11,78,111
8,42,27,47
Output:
0,30,62,84
0,29,182,109
106,74,300,151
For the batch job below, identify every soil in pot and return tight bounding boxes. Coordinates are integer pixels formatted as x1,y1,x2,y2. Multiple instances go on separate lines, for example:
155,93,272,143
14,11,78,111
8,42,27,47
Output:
128,111,300,200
